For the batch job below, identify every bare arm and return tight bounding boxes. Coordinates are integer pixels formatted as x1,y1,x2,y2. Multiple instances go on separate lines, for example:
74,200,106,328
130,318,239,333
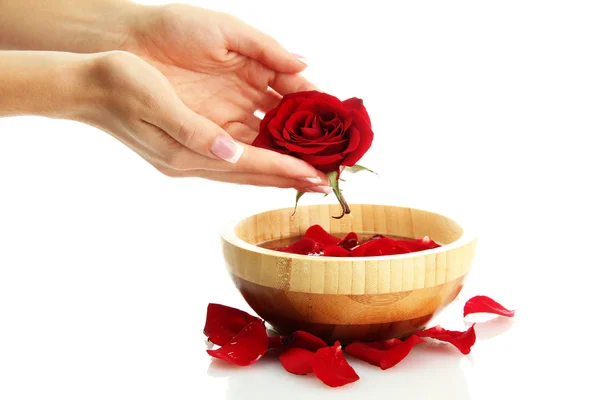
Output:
0,0,141,52
0,51,89,118
0,1,327,190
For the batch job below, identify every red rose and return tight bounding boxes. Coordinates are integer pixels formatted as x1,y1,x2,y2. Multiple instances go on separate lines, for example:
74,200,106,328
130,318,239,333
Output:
253,91,374,173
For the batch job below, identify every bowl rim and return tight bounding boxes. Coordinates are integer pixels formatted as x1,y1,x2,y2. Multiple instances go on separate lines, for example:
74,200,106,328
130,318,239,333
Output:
219,203,478,261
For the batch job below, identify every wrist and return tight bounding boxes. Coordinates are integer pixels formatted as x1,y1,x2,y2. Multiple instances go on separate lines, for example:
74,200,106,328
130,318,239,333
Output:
0,51,92,119
0,0,150,54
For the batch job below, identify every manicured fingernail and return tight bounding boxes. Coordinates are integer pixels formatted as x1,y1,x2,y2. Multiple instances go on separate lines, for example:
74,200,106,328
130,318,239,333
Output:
304,177,322,184
306,186,332,194
211,135,244,163
291,53,308,64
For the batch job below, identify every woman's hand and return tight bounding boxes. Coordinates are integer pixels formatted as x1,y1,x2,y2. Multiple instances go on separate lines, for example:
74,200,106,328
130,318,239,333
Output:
118,3,321,171
78,51,329,191
0,1,331,191
0,50,329,191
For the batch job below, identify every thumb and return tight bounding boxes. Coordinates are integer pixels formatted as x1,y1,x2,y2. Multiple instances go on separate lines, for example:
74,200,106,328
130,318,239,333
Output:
220,16,308,73
161,105,245,164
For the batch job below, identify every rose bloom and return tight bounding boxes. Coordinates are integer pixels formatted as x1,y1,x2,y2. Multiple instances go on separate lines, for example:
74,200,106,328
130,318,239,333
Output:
253,91,374,173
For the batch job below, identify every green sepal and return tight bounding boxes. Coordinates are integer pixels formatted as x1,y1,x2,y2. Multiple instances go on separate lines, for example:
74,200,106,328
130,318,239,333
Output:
344,164,377,175
292,190,305,216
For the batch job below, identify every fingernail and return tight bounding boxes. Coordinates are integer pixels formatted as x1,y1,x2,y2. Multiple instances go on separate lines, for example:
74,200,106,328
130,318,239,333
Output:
305,186,332,194
211,135,244,163
291,53,308,64
304,176,322,184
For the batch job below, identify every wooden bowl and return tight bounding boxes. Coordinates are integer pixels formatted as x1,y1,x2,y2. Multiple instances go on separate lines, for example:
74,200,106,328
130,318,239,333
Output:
220,204,477,344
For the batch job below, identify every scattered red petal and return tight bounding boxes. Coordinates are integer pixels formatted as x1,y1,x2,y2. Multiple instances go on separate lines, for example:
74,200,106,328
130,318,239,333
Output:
276,237,321,255
305,225,340,247
345,335,424,370
337,232,359,250
463,295,515,318
206,321,269,366
280,348,316,375
416,325,476,355
313,341,360,387
268,335,286,349
283,330,329,351
324,246,351,257
203,303,262,346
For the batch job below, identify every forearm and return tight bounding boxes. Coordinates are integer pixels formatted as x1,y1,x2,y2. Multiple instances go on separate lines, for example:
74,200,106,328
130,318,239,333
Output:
0,51,91,119
0,0,143,52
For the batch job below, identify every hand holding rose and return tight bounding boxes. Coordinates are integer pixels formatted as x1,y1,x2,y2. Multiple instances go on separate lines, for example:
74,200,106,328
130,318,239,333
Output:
0,1,331,192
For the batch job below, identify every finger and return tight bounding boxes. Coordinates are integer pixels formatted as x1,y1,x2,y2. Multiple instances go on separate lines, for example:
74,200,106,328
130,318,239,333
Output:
153,105,246,164
258,88,283,113
143,115,327,183
182,138,328,183
270,72,319,96
220,15,307,73
224,121,258,144
165,168,332,193
216,143,329,183
136,119,219,170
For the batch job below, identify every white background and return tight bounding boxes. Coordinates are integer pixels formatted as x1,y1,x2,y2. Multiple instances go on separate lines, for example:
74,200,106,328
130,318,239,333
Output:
1,0,599,399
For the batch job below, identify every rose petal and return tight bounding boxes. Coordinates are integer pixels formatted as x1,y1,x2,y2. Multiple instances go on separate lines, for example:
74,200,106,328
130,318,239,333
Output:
315,139,350,157
350,238,399,257
284,111,314,140
342,97,371,126
341,112,374,167
282,141,331,155
251,125,278,151
268,97,306,140
280,348,316,375
365,239,396,257
206,321,269,366
343,125,362,155
300,126,322,140
345,335,424,370
268,335,286,349
396,236,441,252
323,246,351,257
305,225,340,248
282,330,329,351
275,237,320,255
299,152,345,173
463,295,515,318
416,325,476,355
203,303,262,346
313,341,360,388
337,232,358,251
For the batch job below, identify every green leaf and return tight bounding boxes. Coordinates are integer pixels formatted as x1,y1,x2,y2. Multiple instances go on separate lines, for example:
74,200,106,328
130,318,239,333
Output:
326,170,351,219
344,164,377,175
292,190,304,216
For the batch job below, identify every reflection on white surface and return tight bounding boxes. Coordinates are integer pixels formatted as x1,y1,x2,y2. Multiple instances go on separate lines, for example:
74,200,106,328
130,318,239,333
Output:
471,316,514,341
203,316,521,400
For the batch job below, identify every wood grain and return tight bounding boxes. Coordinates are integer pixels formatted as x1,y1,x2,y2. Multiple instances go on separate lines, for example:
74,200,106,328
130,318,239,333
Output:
220,203,477,342
231,276,465,343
